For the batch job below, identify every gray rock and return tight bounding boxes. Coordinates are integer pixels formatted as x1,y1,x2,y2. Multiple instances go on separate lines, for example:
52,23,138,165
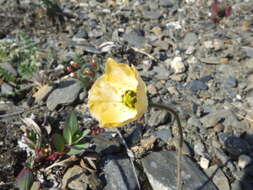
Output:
148,110,171,127
159,0,175,7
75,45,102,54
142,151,217,190
88,29,104,38
153,65,171,80
126,124,143,147
1,83,13,94
194,142,205,156
188,80,208,92
205,165,230,190
224,136,250,157
46,79,82,110
200,110,230,128
187,116,201,127
123,30,146,48
183,32,198,46
103,155,138,190
151,129,172,142
225,76,237,88
0,63,17,76
243,47,253,58
92,133,121,155
62,166,88,190
142,10,161,19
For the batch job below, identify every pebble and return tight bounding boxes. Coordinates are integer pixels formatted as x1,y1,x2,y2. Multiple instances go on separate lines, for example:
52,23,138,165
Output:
194,142,205,156
1,83,13,94
46,79,82,110
183,32,198,46
0,62,17,76
142,10,161,19
188,79,208,92
151,129,172,142
238,154,252,169
148,110,171,127
199,157,210,169
123,29,146,48
225,76,237,88
170,57,186,74
213,123,224,133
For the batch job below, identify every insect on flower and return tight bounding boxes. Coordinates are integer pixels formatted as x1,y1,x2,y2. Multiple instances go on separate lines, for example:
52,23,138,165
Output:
88,58,148,127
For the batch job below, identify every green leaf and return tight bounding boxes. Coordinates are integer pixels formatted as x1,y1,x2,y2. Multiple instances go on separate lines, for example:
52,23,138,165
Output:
15,167,34,190
63,112,79,145
72,129,90,144
67,143,89,155
52,134,65,152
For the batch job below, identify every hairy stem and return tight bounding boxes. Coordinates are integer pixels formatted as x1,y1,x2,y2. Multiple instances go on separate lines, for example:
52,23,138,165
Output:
149,102,183,190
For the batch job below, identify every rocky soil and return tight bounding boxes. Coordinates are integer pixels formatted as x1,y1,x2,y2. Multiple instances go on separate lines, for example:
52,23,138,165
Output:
1,0,253,189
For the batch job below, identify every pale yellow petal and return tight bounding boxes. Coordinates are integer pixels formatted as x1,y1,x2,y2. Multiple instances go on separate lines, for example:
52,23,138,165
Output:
105,58,138,90
95,102,137,127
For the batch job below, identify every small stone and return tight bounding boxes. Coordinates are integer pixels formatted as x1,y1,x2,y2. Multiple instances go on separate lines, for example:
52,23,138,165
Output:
213,123,224,133
142,10,161,19
147,84,157,95
224,136,250,157
0,63,17,76
194,142,205,156
199,157,210,169
188,80,208,92
62,166,88,190
184,32,198,46
170,57,186,74
159,0,174,7
148,110,171,127
213,39,223,51
1,83,13,94
238,154,252,169
123,29,146,48
151,129,172,142
225,76,237,88
243,47,253,59
185,46,195,55
203,41,213,49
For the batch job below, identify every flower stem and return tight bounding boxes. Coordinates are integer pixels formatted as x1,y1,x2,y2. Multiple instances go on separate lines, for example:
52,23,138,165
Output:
116,128,141,190
149,102,183,190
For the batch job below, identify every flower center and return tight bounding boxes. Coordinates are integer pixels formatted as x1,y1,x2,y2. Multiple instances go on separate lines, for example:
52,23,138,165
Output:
122,90,137,109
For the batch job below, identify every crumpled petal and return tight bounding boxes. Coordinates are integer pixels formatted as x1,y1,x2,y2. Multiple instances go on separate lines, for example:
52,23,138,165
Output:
88,58,148,127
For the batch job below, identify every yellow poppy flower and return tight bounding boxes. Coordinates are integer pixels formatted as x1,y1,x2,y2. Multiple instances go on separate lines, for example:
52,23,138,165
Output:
88,58,148,127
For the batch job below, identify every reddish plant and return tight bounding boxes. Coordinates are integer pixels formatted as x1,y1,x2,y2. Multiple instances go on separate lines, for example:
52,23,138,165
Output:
211,0,232,23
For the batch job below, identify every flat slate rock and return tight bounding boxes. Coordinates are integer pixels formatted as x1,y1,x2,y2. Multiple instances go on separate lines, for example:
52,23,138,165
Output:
103,155,138,190
46,79,82,110
142,151,217,190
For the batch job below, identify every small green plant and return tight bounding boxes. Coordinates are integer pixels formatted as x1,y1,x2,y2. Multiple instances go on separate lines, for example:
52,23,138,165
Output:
0,32,40,80
53,112,90,155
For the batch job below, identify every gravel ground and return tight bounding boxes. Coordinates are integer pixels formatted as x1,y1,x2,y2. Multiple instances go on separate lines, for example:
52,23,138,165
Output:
0,0,253,189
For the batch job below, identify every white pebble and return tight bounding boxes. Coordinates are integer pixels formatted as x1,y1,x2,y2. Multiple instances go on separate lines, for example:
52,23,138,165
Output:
199,157,210,170
203,41,213,49
238,155,251,169
170,57,186,74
